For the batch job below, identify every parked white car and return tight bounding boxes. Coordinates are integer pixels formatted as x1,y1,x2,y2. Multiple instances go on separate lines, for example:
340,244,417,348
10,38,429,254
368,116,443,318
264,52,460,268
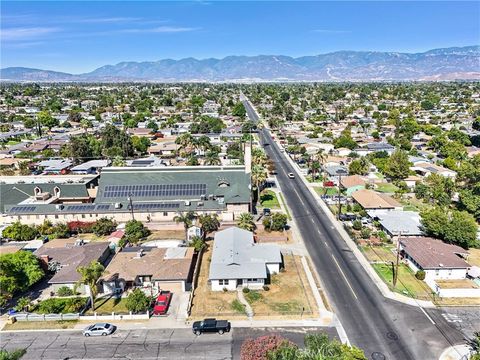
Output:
83,323,116,337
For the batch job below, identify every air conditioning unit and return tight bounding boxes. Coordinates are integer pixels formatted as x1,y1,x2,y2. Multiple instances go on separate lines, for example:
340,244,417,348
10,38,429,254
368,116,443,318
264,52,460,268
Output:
55,204,64,210
114,203,122,209
185,200,191,206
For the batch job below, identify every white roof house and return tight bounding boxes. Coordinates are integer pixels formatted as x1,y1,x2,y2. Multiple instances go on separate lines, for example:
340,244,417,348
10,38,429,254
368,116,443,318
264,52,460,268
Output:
209,227,282,291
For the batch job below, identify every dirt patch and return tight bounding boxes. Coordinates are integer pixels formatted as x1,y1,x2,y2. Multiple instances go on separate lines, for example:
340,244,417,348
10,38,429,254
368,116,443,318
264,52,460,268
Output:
468,248,480,268
434,298,480,306
146,229,185,241
3,320,78,331
255,225,289,243
436,279,480,289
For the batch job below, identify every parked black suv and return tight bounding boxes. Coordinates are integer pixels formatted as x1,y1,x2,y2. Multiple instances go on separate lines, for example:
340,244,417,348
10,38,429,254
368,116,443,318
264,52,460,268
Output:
192,318,231,335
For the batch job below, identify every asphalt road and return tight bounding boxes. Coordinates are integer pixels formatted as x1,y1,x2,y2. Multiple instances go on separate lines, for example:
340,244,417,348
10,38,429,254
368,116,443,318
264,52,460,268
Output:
241,97,477,360
0,327,338,360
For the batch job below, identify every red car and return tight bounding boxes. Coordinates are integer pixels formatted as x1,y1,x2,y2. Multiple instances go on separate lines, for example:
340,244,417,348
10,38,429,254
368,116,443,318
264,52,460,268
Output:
152,291,172,316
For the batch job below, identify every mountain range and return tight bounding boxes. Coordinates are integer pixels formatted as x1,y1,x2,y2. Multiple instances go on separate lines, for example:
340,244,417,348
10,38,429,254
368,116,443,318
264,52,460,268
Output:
2,46,479,82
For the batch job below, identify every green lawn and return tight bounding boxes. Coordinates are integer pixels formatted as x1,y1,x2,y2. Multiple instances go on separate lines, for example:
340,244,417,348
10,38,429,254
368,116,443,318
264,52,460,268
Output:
376,183,398,193
260,190,280,209
86,297,130,315
372,263,433,300
278,192,292,220
314,187,338,196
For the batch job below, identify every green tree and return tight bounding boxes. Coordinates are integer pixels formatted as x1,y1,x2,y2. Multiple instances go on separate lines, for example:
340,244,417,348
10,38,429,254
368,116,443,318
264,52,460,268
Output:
131,136,151,154
189,235,206,252
232,102,246,119
0,348,27,360
125,288,150,313
0,251,44,303
92,218,117,236
263,213,288,232
421,208,479,248
38,110,59,129
77,261,104,311
384,149,411,181
348,158,370,175
252,164,268,204
124,220,151,244
2,222,38,241
146,120,159,133
197,214,220,241
237,213,256,231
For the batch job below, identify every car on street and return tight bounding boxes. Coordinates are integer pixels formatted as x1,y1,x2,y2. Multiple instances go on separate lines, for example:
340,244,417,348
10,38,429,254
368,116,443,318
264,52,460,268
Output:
287,173,295,179
83,323,116,337
152,291,172,316
339,213,357,221
192,318,231,335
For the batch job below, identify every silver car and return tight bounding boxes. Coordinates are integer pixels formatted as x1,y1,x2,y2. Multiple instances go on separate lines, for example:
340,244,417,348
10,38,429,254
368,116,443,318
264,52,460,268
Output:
83,323,116,337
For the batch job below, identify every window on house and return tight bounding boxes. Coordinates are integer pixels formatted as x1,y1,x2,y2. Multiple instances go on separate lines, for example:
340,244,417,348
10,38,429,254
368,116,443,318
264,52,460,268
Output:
55,215,59,219
81,214,85,218
435,269,440,276
163,212,168,216
219,279,229,285
247,279,258,282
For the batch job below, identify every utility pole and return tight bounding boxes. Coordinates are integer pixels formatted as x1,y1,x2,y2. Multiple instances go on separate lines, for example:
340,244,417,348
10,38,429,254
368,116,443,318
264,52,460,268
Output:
393,231,402,289
127,194,135,221
337,169,347,220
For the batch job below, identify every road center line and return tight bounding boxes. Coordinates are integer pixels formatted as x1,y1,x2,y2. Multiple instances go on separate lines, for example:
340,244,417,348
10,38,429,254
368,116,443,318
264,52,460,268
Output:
331,253,358,300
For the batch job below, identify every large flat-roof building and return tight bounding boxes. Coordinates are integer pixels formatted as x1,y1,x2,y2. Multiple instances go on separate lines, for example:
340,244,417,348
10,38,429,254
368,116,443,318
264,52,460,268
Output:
1,166,251,225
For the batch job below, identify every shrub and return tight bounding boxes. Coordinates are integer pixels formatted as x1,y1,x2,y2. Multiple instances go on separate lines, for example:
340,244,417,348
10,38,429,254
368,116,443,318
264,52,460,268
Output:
360,227,371,239
352,220,362,231
15,297,31,312
263,285,270,291
92,218,117,236
57,286,74,297
124,220,150,244
67,221,95,234
240,335,294,360
242,287,250,294
52,223,70,238
2,222,38,241
415,270,426,280
222,287,228,292
263,213,288,232
125,288,150,313
35,297,87,314
0,348,27,360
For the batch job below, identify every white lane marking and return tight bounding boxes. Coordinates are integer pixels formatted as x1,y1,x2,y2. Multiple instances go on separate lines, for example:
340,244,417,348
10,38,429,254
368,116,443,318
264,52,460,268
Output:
441,313,460,324
330,254,358,300
418,308,436,325
293,188,305,206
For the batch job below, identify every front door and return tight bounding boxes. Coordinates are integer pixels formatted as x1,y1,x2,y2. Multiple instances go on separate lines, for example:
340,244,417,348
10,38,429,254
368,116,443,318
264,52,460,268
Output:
237,279,243,286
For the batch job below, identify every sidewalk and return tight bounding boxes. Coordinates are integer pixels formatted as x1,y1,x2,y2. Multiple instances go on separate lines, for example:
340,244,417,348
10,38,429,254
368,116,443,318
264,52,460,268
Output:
439,345,472,360
276,136,435,309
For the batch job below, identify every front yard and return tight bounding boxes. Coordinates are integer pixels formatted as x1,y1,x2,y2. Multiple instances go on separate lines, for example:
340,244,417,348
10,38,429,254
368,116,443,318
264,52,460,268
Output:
372,263,433,300
260,190,280,209
85,297,130,315
189,244,318,320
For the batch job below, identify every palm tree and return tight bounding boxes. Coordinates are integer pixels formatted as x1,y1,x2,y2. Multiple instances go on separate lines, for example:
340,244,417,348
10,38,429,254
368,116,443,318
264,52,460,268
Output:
173,211,197,240
195,135,211,155
197,214,220,241
236,213,256,231
77,261,104,311
204,150,221,165
175,133,194,155
251,164,268,204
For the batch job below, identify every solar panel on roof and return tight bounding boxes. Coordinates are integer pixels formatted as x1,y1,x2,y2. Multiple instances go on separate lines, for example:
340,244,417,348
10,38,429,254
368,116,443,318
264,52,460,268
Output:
96,204,110,211
9,206,36,213
132,203,180,210
66,205,96,212
103,184,207,198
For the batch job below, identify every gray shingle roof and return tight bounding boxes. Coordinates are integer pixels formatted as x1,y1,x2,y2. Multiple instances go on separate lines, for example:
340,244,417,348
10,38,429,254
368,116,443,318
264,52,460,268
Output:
209,227,281,280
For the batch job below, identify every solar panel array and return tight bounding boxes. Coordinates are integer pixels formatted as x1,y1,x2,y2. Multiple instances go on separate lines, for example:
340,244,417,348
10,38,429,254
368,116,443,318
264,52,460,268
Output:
132,203,180,210
9,206,36,213
95,204,110,211
66,205,96,212
103,184,207,198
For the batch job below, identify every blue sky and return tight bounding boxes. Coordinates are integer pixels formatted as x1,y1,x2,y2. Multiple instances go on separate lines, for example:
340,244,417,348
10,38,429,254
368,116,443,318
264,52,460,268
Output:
1,1,479,73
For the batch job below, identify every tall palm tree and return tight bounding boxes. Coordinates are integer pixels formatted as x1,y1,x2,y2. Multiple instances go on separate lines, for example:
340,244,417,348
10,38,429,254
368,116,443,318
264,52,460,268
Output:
77,261,104,311
195,135,211,155
251,164,268,204
173,211,197,241
236,213,256,232
175,133,194,155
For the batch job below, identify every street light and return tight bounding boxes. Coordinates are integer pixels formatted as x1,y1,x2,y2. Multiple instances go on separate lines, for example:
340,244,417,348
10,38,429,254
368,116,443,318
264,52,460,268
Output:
127,194,135,220
336,169,348,220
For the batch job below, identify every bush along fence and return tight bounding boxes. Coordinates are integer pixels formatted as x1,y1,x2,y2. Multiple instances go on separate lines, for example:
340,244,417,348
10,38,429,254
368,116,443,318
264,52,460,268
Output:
186,247,204,316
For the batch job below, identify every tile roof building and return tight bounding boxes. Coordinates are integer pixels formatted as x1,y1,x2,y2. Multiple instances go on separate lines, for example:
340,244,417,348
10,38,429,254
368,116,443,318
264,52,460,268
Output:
351,189,402,210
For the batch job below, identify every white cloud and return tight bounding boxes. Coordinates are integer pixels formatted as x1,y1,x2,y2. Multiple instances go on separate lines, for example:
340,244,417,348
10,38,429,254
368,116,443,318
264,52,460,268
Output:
1,27,60,41
120,26,200,34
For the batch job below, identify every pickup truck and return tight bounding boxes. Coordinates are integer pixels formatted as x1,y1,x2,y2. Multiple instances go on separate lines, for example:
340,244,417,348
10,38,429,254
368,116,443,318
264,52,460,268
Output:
192,318,231,335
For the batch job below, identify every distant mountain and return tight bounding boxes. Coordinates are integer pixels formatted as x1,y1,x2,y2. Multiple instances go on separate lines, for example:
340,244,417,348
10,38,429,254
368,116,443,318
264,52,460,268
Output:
2,46,479,82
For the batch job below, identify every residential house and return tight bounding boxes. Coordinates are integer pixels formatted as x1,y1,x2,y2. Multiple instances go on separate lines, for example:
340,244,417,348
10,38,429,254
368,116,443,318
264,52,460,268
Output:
35,240,111,294
100,246,195,294
410,161,457,179
400,237,470,281
340,175,366,196
209,227,282,291
351,189,402,210
70,160,111,175
367,210,422,237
